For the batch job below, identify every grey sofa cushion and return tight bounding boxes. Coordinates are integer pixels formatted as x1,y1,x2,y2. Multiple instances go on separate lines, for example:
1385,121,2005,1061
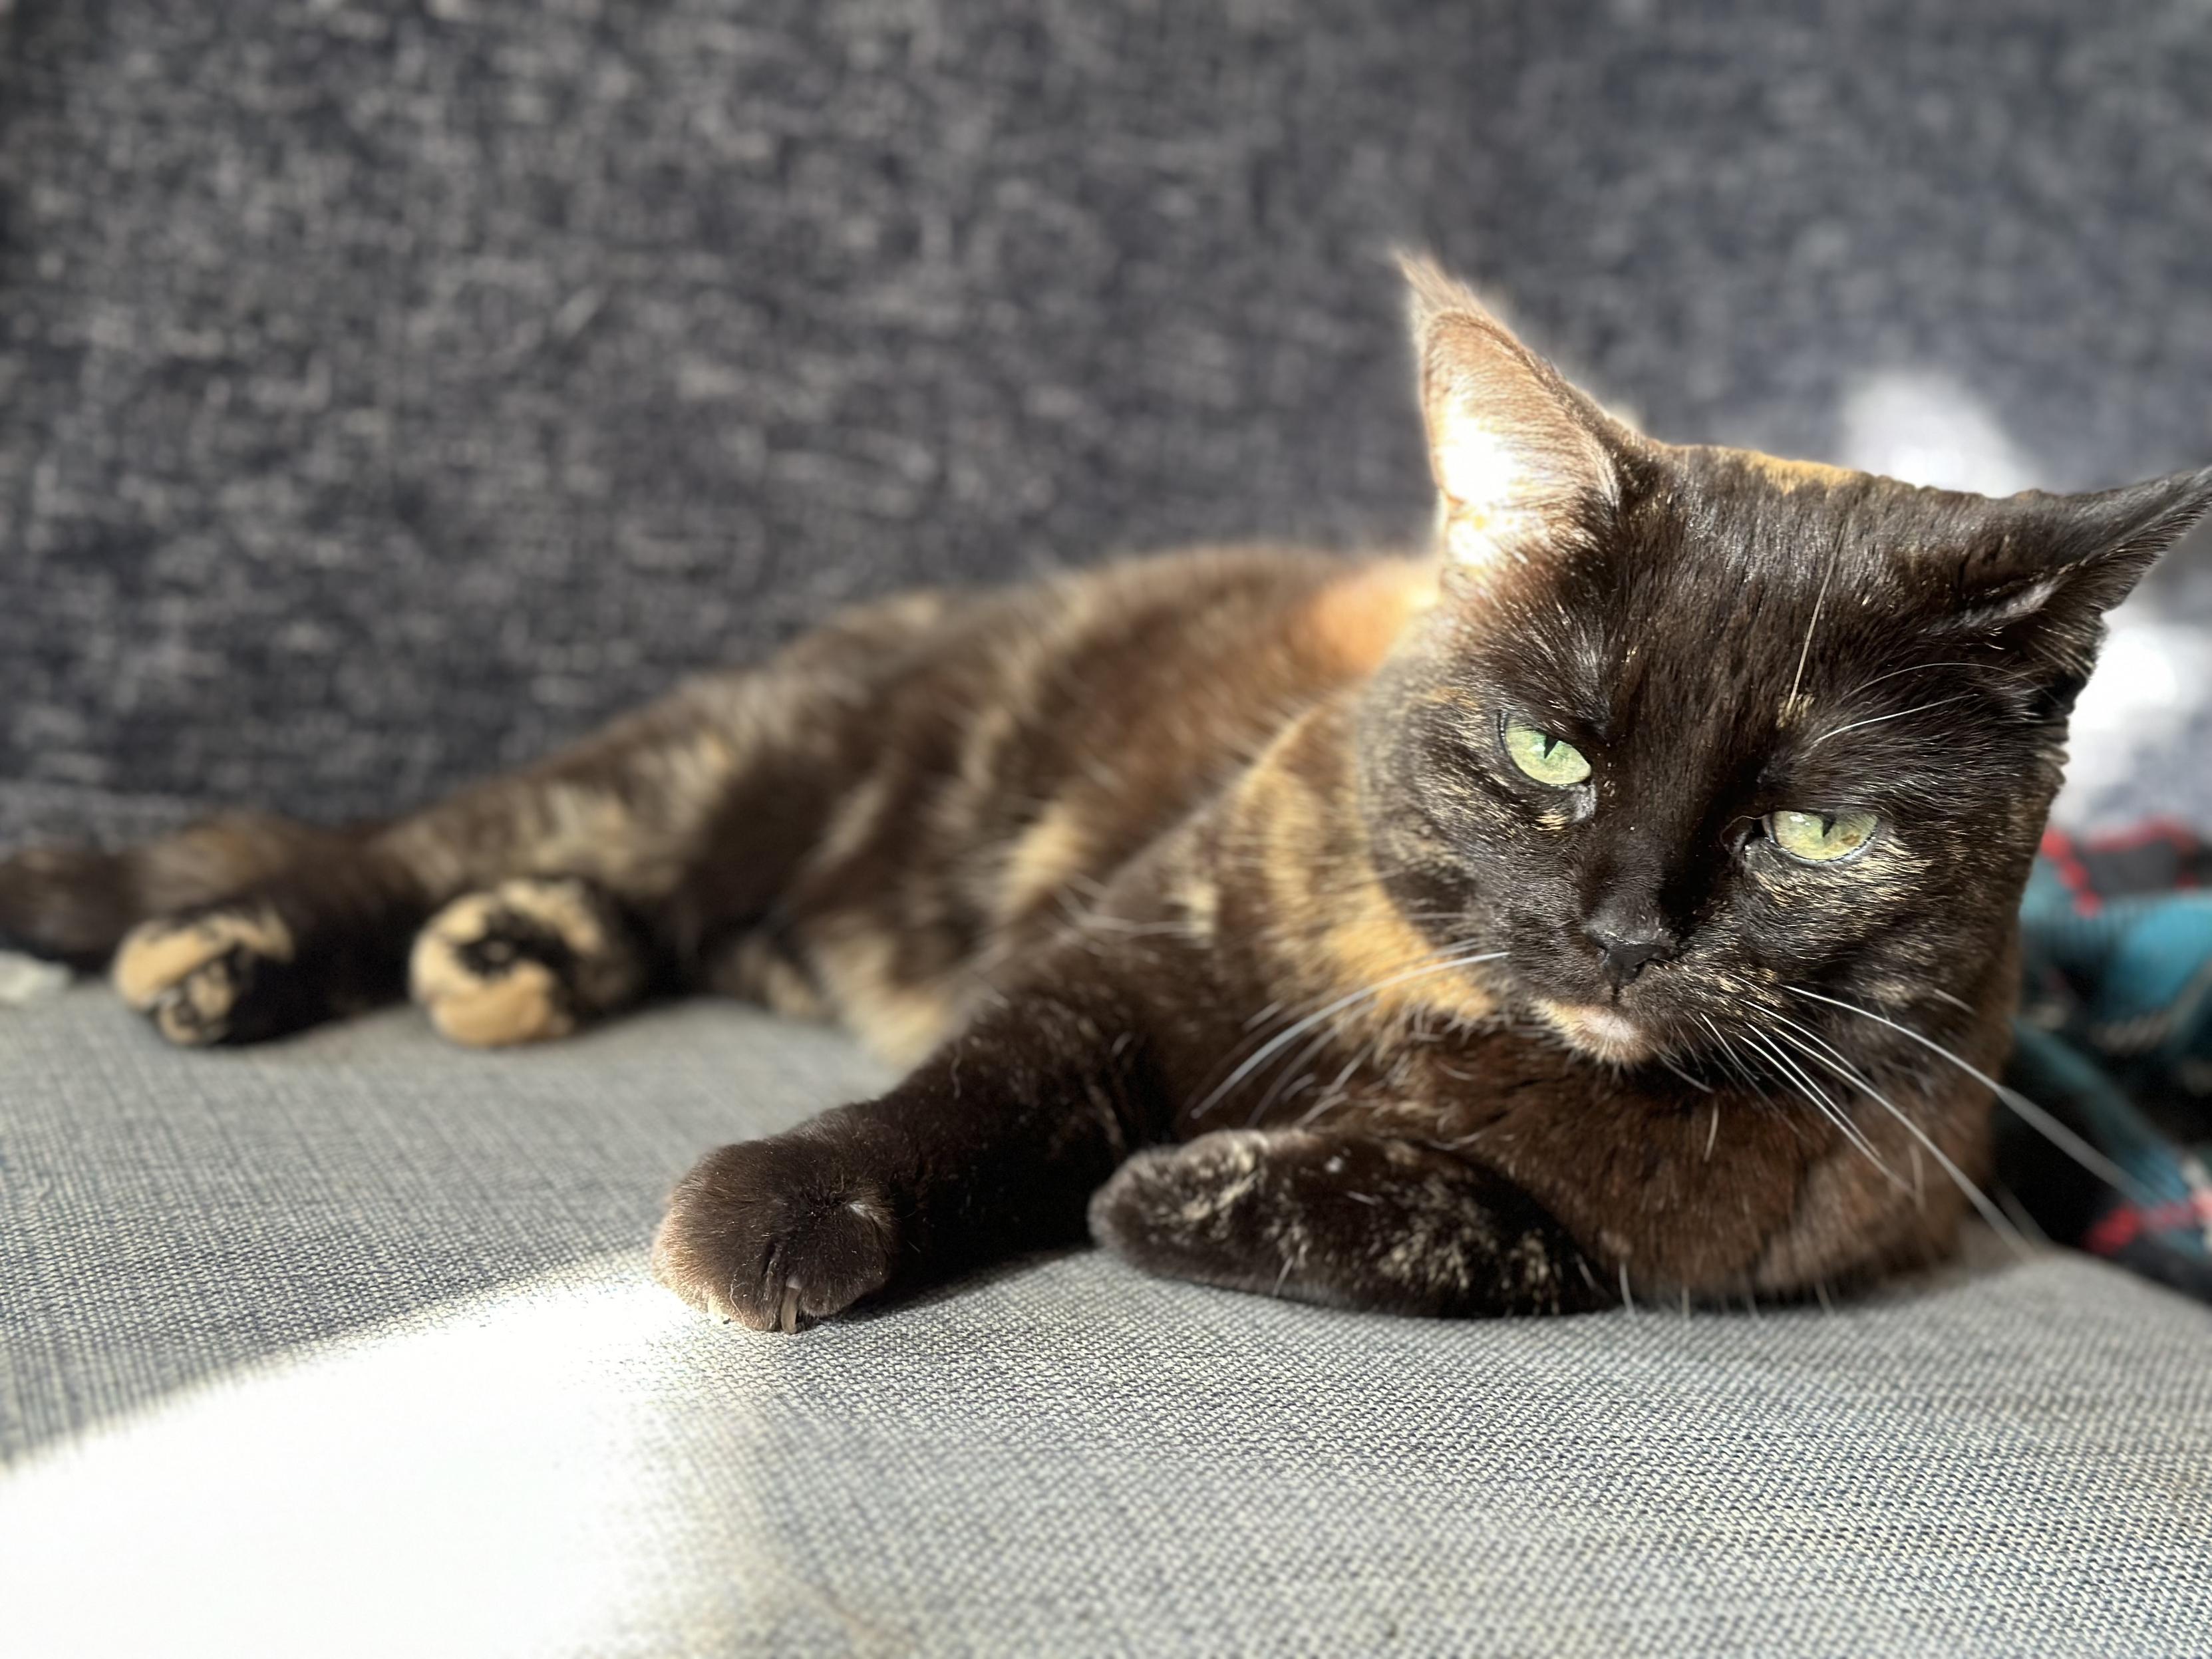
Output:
3,986,2209,1656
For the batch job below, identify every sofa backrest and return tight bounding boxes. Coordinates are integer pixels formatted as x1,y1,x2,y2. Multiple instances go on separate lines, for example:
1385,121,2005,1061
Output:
3,0,2208,837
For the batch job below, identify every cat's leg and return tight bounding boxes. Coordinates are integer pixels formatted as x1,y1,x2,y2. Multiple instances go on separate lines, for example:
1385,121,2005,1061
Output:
1088,1128,1613,1316
105,847,422,1046
653,982,1164,1331
0,812,415,1046
1,589,958,1046
407,875,653,1047
82,690,792,1049
0,813,359,971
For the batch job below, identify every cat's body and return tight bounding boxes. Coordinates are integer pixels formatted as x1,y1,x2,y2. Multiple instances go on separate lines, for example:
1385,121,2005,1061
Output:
6,263,2208,1331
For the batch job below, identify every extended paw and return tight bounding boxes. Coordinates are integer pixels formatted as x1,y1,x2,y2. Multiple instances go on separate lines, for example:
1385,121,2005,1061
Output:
1092,1130,1611,1317
112,905,298,1046
114,902,307,1044
651,1134,897,1333
409,878,644,1048
1087,1130,1278,1274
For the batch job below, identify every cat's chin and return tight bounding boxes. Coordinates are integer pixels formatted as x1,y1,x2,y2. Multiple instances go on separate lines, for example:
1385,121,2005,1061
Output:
1531,998,1655,1066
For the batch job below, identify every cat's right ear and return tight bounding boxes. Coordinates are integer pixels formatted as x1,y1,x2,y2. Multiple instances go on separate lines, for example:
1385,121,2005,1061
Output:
1402,255,1623,583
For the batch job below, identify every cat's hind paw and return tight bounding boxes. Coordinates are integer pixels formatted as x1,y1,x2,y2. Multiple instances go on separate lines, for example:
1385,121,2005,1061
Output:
408,877,645,1048
112,905,299,1046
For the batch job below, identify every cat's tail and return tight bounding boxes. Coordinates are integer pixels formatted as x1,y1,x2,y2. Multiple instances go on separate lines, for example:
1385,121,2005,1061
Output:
0,812,367,970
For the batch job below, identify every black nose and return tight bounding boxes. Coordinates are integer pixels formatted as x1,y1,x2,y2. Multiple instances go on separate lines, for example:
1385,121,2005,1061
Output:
1585,921,1675,986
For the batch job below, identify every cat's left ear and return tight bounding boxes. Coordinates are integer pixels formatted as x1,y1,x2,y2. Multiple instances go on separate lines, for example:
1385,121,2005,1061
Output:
1402,255,1632,582
1932,465,2212,694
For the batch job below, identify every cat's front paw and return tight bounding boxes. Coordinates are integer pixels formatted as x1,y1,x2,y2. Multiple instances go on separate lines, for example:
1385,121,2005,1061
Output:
112,904,299,1046
651,1134,897,1333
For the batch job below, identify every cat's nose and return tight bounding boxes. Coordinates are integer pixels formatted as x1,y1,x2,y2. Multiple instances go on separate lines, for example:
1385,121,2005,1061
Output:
1583,918,1676,986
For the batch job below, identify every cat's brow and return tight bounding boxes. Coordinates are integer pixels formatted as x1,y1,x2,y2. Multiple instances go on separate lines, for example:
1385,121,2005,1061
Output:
1802,694,1976,752
1838,659,2036,702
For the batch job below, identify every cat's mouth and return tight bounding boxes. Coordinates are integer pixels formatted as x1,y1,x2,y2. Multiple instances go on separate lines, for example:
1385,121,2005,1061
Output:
1531,998,1655,1064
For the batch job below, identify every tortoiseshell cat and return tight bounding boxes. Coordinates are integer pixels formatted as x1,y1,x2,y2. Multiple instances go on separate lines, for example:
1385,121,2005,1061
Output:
5,261,2207,1331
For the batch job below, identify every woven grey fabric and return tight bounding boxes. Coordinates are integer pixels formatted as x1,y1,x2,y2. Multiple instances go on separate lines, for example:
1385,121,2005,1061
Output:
5,0,2212,843
0,986,894,1446
4,988,2211,1656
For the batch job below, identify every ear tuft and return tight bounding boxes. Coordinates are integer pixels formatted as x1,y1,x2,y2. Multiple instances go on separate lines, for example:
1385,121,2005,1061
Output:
2053,461,2212,595
1397,253,1620,578
1399,253,1495,337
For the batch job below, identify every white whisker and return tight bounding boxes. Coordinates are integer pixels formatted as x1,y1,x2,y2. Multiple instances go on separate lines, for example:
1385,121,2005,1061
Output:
1738,1022,1901,1184
1762,1013,2028,1254
1786,986,2147,1203
1994,1182,2052,1245
1786,541,1840,712
1291,1052,1368,1130
1190,949,1507,1120
1695,1012,1769,1100
1804,694,1975,751
1257,1004,1404,1125
1841,659,2037,700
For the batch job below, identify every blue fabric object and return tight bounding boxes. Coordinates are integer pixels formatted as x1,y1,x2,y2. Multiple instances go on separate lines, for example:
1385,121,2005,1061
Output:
2007,830,2212,1300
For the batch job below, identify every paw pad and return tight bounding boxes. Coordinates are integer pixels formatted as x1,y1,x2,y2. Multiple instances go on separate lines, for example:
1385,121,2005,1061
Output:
112,907,295,1046
410,879,641,1047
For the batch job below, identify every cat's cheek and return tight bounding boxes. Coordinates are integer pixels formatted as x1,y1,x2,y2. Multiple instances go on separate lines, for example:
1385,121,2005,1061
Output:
1495,906,1589,989
651,1136,897,1333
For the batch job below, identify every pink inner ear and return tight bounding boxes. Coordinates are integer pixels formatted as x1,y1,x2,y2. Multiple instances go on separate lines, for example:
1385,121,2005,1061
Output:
1433,410,1547,570
1417,313,1617,571
1434,407,1528,512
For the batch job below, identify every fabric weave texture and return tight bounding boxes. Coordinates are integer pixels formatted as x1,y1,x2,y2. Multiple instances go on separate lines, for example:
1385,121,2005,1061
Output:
3,989,2210,1657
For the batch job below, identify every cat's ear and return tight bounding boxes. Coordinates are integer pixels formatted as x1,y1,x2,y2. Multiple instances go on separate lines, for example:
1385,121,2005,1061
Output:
1402,255,1626,579
1927,464,2212,709
1941,466,2212,633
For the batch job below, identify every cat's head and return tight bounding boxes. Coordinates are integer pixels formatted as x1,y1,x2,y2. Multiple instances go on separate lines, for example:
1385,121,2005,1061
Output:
1364,258,2212,1071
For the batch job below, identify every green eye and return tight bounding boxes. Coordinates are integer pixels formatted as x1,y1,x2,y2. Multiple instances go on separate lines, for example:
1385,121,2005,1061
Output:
1503,719,1592,788
1768,809,1879,864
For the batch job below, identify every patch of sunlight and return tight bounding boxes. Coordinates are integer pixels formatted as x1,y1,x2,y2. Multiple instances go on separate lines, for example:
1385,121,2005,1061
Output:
2056,615,2211,817
1835,371,2038,497
0,1260,707,1659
